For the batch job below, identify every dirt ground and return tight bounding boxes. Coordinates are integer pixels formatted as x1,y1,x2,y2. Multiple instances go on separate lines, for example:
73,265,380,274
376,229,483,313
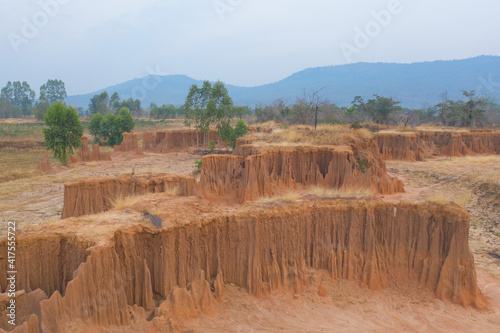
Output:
384,156,500,278
1,142,500,332
0,149,199,235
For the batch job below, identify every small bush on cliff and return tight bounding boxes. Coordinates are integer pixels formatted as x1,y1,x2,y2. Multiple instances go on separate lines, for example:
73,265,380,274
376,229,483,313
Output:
194,159,203,170
43,102,84,165
208,140,216,153
219,120,249,149
89,108,135,146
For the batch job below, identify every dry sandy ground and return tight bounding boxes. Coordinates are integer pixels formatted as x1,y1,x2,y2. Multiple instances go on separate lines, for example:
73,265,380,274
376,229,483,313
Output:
2,151,500,332
183,270,500,333
0,150,198,235
179,155,500,333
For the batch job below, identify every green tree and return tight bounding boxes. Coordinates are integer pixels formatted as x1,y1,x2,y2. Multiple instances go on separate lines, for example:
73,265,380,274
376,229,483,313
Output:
184,81,211,151
207,80,234,150
89,91,110,115
229,120,248,149
89,108,134,146
119,107,134,133
43,102,84,164
40,79,67,104
110,92,121,113
34,98,50,121
89,113,104,144
1,81,35,116
461,90,488,127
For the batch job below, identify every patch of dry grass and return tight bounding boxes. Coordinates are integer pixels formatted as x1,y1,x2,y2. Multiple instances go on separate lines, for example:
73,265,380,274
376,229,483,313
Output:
0,148,58,183
307,186,375,199
110,194,141,210
465,156,499,163
426,189,474,207
246,124,372,148
253,191,300,206
164,185,180,197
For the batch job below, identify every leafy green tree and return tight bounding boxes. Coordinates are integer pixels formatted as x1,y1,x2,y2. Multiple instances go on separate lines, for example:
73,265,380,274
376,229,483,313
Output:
40,79,67,104
89,113,104,144
119,107,134,133
184,81,211,151
110,92,121,113
34,98,50,121
349,95,401,124
229,120,248,149
43,102,84,164
89,91,110,115
232,106,252,119
0,100,21,118
461,90,488,127
207,81,234,150
89,108,134,146
1,81,35,116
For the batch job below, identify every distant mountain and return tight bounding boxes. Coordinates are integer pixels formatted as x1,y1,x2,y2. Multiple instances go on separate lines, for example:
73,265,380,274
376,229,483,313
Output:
66,56,500,109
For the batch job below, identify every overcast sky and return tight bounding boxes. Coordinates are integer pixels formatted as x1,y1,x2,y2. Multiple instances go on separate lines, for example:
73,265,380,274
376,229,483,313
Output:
1,0,499,95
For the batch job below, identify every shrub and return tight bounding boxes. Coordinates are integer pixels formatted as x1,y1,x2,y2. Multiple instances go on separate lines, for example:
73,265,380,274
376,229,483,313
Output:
43,102,84,165
194,159,203,170
350,121,362,130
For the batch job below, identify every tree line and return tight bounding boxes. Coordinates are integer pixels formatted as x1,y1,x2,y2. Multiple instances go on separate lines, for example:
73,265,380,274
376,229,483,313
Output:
255,89,500,128
0,79,67,119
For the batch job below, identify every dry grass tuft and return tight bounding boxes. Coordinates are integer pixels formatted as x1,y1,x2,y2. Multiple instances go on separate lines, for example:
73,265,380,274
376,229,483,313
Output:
307,186,375,199
427,189,474,207
164,185,180,197
247,124,372,148
253,191,300,206
465,156,499,163
110,194,141,210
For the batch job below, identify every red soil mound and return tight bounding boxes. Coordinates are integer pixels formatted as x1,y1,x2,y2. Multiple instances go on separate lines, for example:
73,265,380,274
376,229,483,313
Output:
143,130,221,153
0,199,487,332
69,137,112,164
35,152,54,174
201,140,404,203
114,133,140,154
61,174,198,218
377,131,500,161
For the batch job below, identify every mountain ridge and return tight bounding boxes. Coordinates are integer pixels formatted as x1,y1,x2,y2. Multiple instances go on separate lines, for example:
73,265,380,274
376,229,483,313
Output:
66,56,500,109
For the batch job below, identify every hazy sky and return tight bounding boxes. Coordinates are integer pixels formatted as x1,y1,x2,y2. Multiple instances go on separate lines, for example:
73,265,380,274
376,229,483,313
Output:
1,0,499,95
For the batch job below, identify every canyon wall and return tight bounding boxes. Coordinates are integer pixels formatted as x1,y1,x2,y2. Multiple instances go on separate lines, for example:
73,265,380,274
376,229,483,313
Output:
113,133,140,153
61,174,198,219
69,137,111,164
142,130,221,153
0,200,488,332
201,140,404,203
377,131,500,161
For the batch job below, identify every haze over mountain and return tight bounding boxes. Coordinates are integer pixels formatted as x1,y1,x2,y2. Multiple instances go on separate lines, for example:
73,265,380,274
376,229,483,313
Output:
66,56,500,109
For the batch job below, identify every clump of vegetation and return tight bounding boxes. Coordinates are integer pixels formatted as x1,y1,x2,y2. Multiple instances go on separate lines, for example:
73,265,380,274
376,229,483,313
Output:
220,119,249,149
427,189,474,207
253,191,299,206
43,102,84,165
89,108,135,146
164,185,180,197
208,140,216,153
194,159,203,170
307,186,375,199
247,124,372,148
110,193,140,210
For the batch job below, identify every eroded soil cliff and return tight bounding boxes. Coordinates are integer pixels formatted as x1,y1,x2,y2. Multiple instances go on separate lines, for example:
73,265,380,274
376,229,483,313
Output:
0,198,488,332
201,140,404,203
377,131,500,161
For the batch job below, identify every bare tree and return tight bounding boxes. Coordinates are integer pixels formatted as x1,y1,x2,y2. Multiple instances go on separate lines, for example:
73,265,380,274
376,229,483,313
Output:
293,88,327,129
